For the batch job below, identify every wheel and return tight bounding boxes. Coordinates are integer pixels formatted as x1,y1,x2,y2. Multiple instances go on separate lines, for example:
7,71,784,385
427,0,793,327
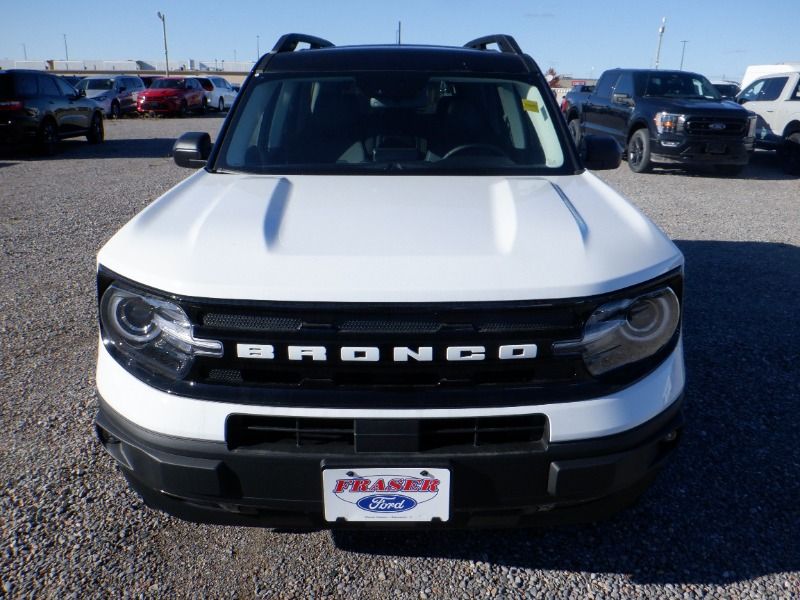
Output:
110,101,121,120
627,129,652,173
714,164,744,176
441,143,507,160
781,132,800,175
218,97,224,112
568,119,582,146
37,119,58,156
198,97,207,115
178,100,188,118
86,113,104,144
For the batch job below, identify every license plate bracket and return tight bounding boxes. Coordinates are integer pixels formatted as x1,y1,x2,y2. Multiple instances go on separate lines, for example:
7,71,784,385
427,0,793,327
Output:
322,468,450,523
707,142,727,154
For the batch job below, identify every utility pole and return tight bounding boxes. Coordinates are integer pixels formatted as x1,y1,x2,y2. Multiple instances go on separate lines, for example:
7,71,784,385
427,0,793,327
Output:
63,34,69,62
157,12,169,76
21,43,27,60
680,40,689,70
654,17,666,69
234,49,237,62
397,21,402,44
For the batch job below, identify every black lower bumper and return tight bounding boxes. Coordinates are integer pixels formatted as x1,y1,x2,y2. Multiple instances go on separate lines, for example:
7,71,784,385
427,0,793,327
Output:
95,396,684,529
651,135,752,166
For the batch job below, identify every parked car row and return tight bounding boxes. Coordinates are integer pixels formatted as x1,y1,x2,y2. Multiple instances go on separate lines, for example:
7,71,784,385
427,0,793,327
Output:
0,69,241,155
64,73,238,119
562,66,799,175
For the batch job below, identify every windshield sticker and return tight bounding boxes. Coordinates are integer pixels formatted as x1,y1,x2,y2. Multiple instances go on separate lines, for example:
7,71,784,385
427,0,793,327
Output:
522,99,539,113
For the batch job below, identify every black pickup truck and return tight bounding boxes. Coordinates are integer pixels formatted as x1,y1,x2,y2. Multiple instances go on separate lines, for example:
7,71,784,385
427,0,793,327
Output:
567,69,755,174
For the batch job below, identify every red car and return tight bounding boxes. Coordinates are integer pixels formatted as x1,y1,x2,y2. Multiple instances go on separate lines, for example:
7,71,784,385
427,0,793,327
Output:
136,77,207,116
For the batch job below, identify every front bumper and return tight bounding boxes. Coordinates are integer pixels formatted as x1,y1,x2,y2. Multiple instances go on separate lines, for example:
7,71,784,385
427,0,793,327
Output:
95,392,684,529
651,134,753,165
137,99,180,114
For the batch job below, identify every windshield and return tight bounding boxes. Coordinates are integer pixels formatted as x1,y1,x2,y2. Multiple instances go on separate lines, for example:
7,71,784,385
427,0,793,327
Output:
642,73,720,100
150,79,185,89
216,73,571,175
77,78,114,91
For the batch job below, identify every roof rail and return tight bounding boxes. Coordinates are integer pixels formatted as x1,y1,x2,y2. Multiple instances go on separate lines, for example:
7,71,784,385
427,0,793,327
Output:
464,35,523,55
271,33,334,54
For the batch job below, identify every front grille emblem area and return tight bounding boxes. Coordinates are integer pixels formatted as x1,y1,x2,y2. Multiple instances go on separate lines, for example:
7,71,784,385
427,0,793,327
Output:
709,122,727,130
235,343,539,362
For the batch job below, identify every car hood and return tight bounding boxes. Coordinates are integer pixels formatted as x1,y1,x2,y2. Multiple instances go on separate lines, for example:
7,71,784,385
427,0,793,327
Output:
98,172,682,302
83,89,113,99
140,88,183,98
642,97,749,115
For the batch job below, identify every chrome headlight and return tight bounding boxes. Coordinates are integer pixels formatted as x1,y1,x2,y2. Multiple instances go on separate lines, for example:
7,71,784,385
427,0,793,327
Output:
100,284,222,379
654,112,686,134
553,287,680,376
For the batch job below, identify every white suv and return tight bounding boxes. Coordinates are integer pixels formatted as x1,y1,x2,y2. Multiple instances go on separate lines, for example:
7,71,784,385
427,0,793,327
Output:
94,34,685,528
738,71,800,173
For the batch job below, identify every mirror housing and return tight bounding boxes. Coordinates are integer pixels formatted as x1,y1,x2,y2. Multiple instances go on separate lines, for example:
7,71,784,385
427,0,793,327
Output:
580,135,622,171
612,92,633,106
173,132,212,168
737,97,748,104
119,85,127,92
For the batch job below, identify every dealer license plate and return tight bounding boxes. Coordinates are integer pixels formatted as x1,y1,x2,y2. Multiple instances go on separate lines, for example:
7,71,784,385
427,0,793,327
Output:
707,142,727,154
322,468,450,522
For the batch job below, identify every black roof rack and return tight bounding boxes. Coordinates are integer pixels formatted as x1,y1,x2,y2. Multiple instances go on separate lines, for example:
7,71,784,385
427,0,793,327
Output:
464,35,523,55
271,33,334,54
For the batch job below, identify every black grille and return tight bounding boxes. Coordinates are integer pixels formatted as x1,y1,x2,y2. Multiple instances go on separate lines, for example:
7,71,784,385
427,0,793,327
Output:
684,117,747,136
226,414,547,453
191,302,583,390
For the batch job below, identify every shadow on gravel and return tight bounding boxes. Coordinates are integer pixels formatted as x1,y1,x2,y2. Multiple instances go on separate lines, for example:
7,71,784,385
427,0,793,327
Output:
646,151,796,181
333,240,800,586
0,138,180,161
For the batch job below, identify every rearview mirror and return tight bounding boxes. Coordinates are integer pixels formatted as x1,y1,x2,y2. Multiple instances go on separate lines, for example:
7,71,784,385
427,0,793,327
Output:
580,135,622,171
173,132,212,168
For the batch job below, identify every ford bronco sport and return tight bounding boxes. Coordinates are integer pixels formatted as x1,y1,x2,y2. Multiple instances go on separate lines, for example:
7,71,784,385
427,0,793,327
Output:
95,34,685,528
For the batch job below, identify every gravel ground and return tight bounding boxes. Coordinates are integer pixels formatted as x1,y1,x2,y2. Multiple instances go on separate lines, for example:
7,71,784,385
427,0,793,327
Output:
1,116,799,599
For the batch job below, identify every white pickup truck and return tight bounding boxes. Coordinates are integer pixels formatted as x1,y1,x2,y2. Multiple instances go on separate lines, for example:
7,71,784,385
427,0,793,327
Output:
738,71,800,173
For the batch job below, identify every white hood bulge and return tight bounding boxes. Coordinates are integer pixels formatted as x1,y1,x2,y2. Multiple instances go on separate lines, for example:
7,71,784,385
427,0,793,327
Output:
98,172,682,302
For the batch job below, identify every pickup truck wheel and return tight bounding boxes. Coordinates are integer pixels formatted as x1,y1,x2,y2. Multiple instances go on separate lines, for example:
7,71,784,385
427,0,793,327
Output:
568,119,581,146
781,132,800,175
628,129,652,173
218,98,224,112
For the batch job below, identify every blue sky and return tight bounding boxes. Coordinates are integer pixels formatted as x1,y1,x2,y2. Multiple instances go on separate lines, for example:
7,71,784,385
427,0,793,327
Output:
1,0,798,81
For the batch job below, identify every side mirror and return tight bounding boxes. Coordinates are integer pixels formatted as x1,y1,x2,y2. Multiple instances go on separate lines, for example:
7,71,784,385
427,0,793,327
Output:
173,132,212,168
580,134,622,170
77,89,86,98
119,85,127,92
612,92,633,106
737,97,747,104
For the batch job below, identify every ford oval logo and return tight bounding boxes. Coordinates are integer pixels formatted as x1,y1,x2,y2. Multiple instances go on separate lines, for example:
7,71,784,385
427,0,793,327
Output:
709,122,726,130
356,494,417,513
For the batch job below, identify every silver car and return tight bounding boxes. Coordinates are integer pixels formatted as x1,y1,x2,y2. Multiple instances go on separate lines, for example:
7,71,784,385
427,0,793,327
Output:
75,75,146,119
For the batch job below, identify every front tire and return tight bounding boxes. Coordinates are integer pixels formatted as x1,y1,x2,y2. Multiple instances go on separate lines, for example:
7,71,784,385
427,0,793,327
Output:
86,113,104,144
628,129,652,173
568,119,581,146
218,97,224,112
110,101,121,120
37,119,58,156
178,101,188,118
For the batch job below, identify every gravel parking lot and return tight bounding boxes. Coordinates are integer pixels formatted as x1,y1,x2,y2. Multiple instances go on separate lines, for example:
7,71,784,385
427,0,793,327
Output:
1,115,798,599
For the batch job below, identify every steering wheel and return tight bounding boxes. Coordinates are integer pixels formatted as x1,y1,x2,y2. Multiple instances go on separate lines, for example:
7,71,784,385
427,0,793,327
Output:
441,143,508,160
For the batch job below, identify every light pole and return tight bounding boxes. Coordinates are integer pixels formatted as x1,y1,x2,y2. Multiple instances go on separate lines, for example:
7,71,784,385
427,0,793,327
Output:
21,43,27,60
156,11,169,76
680,40,689,70
257,35,260,60
654,17,666,69
63,34,69,62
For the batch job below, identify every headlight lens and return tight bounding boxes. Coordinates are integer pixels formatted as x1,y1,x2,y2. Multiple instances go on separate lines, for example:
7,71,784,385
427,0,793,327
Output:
553,287,680,376
100,284,222,379
654,112,686,134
